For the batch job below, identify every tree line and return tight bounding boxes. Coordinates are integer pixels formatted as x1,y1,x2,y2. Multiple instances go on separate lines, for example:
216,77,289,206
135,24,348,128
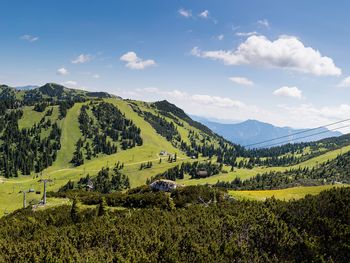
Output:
216,150,350,190
0,107,61,177
71,102,143,166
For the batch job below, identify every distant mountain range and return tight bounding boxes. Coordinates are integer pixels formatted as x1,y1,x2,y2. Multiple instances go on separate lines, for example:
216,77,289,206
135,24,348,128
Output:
191,116,342,148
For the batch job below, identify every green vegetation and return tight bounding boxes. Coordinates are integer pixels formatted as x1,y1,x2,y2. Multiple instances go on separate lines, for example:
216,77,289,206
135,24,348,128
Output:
0,108,61,177
216,149,350,190
59,164,130,194
0,187,349,262
229,184,347,200
18,106,47,129
1,83,350,219
1,84,350,261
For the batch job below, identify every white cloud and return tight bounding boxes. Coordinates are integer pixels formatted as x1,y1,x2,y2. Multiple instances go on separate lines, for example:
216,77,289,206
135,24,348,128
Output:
257,19,270,28
229,77,254,86
136,87,186,99
120,51,156,70
93,74,100,79
20,35,39,42
191,94,245,108
137,87,160,93
132,87,245,109
57,67,69,75
63,80,77,86
178,8,192,18
191,35,341,76
338,76,350,88
118,87,267,125
166,89,187,98
116,86,350,131
235,31,258,37
278,104,350,131
273,86,302,99
217,34,224,41
199,10,209,18
71,54,91,64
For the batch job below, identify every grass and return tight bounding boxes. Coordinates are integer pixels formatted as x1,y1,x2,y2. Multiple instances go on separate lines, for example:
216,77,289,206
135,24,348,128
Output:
0,98,190,216
178,145,350,186
18,106,46,129
34,198,71,211
52,103,83,169
1,97,350,216
228,184,348,201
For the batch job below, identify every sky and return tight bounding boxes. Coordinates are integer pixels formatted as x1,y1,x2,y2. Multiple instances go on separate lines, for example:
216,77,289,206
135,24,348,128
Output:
1,0,350,130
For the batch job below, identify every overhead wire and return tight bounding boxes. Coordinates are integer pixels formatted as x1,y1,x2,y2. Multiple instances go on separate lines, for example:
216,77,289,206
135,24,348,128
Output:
250,123,350,149
244,118,350,148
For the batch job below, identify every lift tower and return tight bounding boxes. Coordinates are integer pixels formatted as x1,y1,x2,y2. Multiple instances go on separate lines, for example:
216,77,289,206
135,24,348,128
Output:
38,179,52,205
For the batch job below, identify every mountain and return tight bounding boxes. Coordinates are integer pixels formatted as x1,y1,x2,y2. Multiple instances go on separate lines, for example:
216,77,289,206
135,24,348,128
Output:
193,118,342,147
1,82,350,217
0,83,114,102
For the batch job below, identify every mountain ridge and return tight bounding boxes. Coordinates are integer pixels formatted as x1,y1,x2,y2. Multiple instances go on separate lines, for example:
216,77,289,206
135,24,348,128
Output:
0,82,350,218
192,117,342,147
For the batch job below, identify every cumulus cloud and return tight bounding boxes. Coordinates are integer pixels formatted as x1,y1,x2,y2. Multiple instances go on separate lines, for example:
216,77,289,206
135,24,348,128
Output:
279,104,350,130
257,19,270,28
63,80,77,86
71,54,91,64
178,8,192,18
235,31,258,37
116,86,269,125
338,76,350,88
137,87,160,93
191,35,341,76
57,67,69,75
20,35,39,42
116,86,349,130
134,87,245,109
229,76,254,86
199,10,209,18
191,94,245,108
120,51,156,70
273,86,302,99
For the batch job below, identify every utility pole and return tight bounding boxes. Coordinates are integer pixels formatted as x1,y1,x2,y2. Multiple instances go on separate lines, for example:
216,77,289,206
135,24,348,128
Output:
213,187,217,205
39,179,52,205
22,190,27,208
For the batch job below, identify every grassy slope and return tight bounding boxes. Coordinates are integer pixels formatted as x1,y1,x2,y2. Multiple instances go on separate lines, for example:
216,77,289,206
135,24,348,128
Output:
229,184,348,201
18,106,46,129
52,103,83,169
178,145,350,186
0,98,192,215
1,98,350,216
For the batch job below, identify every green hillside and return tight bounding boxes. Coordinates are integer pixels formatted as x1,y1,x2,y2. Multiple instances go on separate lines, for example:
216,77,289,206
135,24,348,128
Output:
1,83,350,216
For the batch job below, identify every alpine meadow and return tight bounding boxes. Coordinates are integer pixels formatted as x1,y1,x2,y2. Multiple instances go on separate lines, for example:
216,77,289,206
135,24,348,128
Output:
0,1,350,262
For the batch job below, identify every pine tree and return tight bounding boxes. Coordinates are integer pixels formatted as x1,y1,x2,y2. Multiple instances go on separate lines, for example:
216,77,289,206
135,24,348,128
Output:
70,198,79,223
97,198,107,216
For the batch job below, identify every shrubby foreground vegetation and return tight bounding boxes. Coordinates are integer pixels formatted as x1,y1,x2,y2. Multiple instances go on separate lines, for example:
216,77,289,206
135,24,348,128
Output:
0,187,349,262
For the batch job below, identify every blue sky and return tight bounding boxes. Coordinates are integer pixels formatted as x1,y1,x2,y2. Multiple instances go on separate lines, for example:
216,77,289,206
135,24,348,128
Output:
1,0,350,129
